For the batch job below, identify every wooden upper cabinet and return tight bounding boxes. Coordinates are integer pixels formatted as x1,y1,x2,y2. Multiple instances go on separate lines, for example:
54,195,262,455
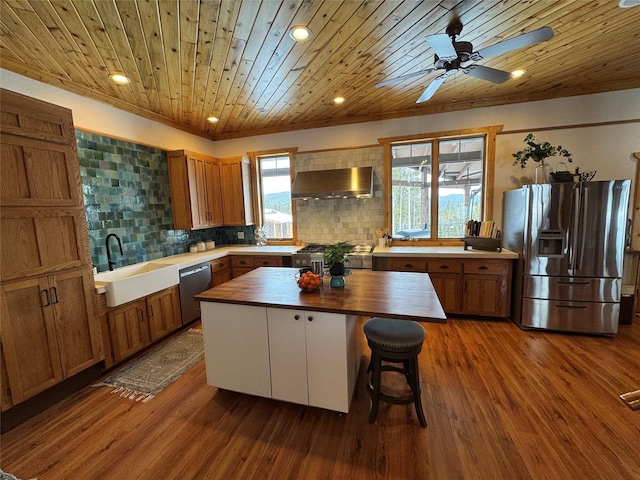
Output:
1,93,81,208
168,150,223,230
219,156,254,226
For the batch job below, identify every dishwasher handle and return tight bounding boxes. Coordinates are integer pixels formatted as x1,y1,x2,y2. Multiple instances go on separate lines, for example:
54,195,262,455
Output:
180,264,210,278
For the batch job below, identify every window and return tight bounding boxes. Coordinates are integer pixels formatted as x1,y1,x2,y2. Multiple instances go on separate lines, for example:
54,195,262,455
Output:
381,126,500,244
250,149,297,243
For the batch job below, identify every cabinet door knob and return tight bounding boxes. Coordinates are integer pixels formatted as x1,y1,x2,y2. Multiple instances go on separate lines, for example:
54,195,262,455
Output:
404,264,413,268
478,265,489,270
439,265,449,269
294,315,300,320
307,316,313,321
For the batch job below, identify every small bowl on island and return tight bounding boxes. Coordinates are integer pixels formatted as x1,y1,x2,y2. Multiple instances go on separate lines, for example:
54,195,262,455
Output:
295,271,322,292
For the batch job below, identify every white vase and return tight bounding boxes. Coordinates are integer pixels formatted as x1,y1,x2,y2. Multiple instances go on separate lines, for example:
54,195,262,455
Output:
535,161,552,184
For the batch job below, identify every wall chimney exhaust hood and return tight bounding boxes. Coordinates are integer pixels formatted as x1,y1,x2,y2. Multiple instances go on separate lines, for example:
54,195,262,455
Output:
291,166,373,199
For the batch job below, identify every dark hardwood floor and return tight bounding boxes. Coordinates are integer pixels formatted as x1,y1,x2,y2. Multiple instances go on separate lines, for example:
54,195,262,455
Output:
2,318,639,479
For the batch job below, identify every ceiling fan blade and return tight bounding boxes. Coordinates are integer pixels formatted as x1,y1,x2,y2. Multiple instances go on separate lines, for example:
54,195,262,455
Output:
474,26,554,61
464,64,511,83
416,71,453,103
375,68,437,88
425,33,458,61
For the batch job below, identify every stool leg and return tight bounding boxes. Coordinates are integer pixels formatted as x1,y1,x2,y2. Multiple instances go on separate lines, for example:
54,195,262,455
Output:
408,356,427,428
368,352,382,424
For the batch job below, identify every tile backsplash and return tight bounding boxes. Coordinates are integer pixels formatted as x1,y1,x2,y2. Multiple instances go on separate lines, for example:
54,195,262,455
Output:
294,146,384,246
75,130,252,272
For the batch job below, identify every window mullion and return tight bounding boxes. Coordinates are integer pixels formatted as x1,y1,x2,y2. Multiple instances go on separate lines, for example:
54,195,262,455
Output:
431,141,439,241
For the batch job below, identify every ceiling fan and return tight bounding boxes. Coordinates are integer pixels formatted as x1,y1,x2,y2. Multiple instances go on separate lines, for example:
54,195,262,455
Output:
376,22,554,103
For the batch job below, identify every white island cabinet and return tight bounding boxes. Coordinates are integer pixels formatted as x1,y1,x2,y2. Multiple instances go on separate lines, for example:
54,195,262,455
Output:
201,302,364,413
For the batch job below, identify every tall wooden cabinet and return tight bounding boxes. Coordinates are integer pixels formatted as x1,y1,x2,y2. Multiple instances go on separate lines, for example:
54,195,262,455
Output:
220,156,254,226
168,150,224,230
0,89,103,409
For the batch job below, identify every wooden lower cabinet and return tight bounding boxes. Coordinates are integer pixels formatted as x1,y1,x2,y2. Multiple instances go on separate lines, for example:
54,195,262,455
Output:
231,255,283,278
210,256,231,286
381,256,512,318
106,298,150,365
147,287,182,342
462,261,511,318
100,286,181,368
0,268,103,407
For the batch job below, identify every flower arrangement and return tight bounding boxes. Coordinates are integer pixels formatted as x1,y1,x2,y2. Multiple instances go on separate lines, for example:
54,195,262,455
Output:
512,133,573,168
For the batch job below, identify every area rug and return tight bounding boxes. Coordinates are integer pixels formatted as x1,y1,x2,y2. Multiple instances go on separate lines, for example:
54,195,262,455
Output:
94,329,203,402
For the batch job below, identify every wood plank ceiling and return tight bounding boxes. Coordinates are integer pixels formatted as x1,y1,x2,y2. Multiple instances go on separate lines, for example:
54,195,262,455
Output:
1,0,639,141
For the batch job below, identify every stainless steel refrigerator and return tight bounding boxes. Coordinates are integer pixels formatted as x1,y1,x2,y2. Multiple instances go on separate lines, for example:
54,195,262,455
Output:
502,180,630,336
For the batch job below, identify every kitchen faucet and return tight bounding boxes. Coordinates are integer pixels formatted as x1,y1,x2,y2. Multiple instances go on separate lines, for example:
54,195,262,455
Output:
105,233,123,271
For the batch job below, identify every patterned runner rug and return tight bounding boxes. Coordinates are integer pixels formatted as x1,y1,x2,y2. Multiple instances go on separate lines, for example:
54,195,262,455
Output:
94,329,203,402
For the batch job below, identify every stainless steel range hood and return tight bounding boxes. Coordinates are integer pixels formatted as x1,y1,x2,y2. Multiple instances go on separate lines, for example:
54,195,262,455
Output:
291,166,373,199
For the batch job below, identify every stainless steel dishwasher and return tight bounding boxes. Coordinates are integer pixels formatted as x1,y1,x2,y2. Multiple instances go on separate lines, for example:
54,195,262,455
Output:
179,262,211,325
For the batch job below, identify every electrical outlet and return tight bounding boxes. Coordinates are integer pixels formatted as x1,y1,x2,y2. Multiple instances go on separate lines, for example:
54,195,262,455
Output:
237,232,245,239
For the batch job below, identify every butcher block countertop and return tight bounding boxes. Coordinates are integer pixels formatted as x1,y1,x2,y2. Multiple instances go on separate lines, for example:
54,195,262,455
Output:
196,267,447,323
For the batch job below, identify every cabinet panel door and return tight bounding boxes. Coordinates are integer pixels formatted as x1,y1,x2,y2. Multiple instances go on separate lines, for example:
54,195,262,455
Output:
147,286,182,341
267,308,308,405
211,268,231,286
187,155,209,229
204,158,224,226
1,277,63,403
305,311,352,413
201,303,271,398
463,274,505,317
106,299,150,363
1,134,79,207
52,269,102,377
1,209,86,281
429,273,462,314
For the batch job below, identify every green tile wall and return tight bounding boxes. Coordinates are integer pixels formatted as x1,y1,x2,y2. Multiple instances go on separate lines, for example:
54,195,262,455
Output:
75,130,253,272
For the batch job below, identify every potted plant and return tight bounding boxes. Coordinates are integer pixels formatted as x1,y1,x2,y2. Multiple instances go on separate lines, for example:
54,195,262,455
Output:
323,241,352,276
512,133,573,182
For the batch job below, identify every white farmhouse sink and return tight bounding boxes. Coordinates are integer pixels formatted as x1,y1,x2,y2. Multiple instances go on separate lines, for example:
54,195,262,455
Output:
95,262,180,307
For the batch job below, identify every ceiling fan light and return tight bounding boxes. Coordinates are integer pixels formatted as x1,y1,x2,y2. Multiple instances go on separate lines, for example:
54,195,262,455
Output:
334,96,345,104
207,116,219,123
511,69,527,79
289,25,311,41
109,73,131,85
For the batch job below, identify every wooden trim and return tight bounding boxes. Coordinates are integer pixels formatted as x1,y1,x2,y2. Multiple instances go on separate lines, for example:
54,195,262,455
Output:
378,125,503,246
248,148,299,244
498,118,640,136
630,152,640,252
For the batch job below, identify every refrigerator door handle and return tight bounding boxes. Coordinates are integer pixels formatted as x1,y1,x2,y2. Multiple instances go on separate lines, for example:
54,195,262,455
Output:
569,186,581,270
576,185,588,271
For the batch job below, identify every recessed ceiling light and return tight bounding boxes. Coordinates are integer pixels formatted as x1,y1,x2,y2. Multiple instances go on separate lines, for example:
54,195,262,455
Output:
289,25,311,41
207,116,219,123
109,73,131,85
511,69,527,79
334,96,345,104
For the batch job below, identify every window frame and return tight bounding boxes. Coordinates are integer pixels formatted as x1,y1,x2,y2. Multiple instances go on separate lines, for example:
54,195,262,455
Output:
247,148,298,245
379,125,502,246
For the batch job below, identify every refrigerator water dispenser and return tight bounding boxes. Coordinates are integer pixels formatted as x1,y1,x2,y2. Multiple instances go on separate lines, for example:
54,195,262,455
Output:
537,230,564,257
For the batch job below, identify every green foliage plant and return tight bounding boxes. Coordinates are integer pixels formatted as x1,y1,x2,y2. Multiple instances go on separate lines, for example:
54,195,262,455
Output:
512,133,573,168
323,241,352,269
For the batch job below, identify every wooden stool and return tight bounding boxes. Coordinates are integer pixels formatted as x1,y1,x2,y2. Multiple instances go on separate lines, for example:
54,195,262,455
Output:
363,317,427,427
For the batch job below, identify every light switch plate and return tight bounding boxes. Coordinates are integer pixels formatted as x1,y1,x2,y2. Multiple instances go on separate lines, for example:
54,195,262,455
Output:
237,232,245,239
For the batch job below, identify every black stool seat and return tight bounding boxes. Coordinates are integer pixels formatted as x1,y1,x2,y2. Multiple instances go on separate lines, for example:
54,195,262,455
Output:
364,317,427,427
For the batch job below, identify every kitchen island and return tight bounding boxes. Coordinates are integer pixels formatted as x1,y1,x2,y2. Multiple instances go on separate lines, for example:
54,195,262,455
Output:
196,267,446,413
